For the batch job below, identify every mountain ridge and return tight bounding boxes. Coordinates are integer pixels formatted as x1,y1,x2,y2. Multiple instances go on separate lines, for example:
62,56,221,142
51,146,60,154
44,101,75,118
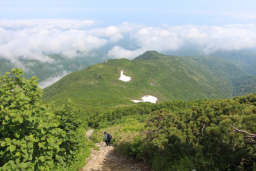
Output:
43,51,241,112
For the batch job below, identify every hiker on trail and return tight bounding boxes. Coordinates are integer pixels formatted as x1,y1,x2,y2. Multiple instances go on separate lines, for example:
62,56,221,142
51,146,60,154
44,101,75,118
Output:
104,131,112,146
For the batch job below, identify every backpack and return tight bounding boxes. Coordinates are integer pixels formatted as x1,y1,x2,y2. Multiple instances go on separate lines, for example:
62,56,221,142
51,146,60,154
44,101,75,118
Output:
107,133,112,140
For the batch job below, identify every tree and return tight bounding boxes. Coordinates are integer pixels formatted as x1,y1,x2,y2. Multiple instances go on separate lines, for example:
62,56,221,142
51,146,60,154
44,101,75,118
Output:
0,69,65,170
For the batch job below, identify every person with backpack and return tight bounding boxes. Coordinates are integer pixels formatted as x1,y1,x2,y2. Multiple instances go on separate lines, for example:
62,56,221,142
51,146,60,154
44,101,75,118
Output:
104,131,112,146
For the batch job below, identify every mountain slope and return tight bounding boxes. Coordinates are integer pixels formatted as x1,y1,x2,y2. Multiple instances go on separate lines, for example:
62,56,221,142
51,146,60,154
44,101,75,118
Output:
211,50,256,75
232,76,256,96
43,51,238,111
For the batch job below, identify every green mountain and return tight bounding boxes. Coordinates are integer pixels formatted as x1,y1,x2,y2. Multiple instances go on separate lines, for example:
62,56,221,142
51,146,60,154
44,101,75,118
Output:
232,75,256,96
168,49,256,75
43,51,242,111
211,49,256,75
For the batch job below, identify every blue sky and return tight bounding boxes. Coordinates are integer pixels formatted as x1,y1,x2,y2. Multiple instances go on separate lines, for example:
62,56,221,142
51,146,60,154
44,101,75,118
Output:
1,0,256,25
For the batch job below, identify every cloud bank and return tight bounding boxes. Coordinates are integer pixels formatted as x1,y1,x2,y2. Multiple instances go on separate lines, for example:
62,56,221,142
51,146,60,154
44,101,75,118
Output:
1,20,256,63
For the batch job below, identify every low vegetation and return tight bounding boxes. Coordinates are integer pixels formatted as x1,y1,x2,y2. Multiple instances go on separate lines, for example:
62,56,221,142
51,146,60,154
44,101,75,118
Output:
88,94,256,170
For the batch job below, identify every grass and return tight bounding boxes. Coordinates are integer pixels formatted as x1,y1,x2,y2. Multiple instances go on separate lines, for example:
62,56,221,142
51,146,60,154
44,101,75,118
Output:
90,116,146,145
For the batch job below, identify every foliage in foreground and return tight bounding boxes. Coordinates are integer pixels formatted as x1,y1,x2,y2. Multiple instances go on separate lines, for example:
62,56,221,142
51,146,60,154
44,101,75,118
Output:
0,69,85,170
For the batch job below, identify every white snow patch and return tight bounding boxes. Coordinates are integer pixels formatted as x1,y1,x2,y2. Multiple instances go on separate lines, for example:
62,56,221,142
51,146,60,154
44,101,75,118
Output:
118,70,132,82
131,95,158,104
131,100,142,103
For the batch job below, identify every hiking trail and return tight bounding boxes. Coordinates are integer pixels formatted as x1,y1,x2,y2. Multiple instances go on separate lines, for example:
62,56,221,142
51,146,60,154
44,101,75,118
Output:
81,129,150,171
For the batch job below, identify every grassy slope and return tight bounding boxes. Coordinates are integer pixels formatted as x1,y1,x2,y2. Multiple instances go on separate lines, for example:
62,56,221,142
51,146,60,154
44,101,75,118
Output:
43,51,236,112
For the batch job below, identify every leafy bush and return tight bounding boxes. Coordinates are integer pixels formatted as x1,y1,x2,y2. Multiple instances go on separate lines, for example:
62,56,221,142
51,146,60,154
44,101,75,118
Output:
54,103,83,165
0,69,85,170
87,101,189,128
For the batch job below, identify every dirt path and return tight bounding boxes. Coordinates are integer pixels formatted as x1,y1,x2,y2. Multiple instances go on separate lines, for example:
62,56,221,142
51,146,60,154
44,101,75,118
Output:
81,130,150,171
86,129,94,138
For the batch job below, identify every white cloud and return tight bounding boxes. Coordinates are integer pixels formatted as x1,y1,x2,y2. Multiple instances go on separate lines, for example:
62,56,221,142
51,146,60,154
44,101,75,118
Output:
132,25,256,54
90,26,123,42
134,27,183,51
0,19,106,64
108,24,256,58
107,46,145,59
1,20,256,64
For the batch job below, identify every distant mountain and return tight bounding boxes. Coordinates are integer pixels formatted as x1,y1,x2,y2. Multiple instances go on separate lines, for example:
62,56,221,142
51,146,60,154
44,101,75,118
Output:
232,76,256,96
209,50,256,75
1,48,256,89
168,49,256,75
2,48,256,101
167,49,256,96
43,51,244,111
0,54,104,87
0,59,14,74
210,50,256,96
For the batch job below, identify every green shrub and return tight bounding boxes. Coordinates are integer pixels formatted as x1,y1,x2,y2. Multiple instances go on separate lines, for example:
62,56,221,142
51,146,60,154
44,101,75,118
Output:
0,69,86,170
116,96,256,170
